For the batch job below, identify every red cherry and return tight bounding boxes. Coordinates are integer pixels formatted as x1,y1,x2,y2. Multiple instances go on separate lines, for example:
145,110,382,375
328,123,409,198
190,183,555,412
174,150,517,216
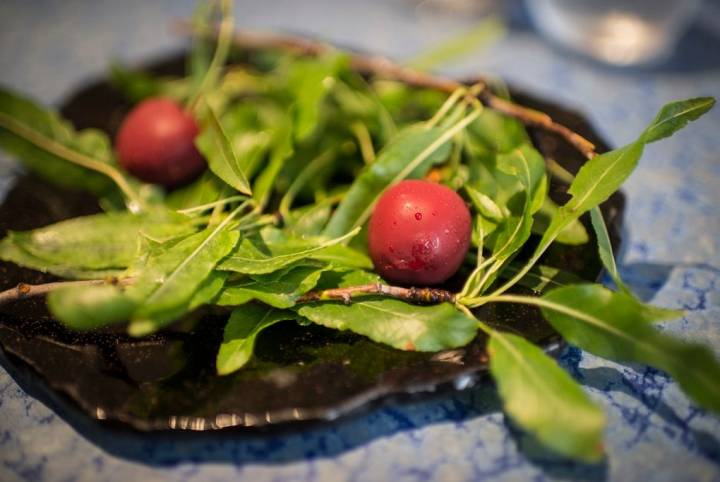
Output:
115,98,206,187
368,179,472,285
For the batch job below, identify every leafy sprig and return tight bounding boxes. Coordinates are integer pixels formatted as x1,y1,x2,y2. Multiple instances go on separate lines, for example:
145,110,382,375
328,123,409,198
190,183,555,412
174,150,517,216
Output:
0,8,717,464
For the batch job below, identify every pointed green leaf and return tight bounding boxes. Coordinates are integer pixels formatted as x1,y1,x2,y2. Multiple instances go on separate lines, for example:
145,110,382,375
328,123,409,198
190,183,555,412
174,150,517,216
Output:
2,211,194,270
501,262,584,293
313,268,382,291
490,145,546,257
252,111,294,207
540,285,720,413
566,141,645,216
298,300,477,351
489,331,605,462
533,197,588,245
589,207,630,293
462,144,546,297
465,185,505,221
0,237,123,280
287,54,347,140
128,220,241,334
218,227,360,275
641,97,715,144
310,243,372,269
0,87,121,195
494,97,714,296
217,264,327,308
196,103,252,195
217,305,297,375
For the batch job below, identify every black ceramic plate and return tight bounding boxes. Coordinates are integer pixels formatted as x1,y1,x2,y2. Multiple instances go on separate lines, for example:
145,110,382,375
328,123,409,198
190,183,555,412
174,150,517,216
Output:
0,54,624,432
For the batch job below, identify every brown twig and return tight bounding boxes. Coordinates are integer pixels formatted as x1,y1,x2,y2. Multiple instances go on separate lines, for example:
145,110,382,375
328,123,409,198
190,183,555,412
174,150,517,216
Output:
297,283,456,305
0,277,134,306
0,277,453,308
174,24,599,160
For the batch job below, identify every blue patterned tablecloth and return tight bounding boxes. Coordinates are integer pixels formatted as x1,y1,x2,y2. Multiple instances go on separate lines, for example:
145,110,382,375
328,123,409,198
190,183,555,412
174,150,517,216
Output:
1,1,719,481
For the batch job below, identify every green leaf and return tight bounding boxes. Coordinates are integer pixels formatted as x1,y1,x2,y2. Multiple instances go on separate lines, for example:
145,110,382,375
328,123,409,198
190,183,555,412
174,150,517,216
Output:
491,144,546,257
128,217,241,335
47,284,136,331
539,285,720,413
48,270,228,333
188,270,228,309
298,300,477,351
218,227,360,275
501,262,584,293
287,54,347,140
309,243,373,269
196,103,253,195
488,331,605,462
313,268,382,290
466,107,528,153
462,144,546,297
0,237,124,280
252,111,294,207
565,141,645,216
217,264,327,308
217,305,297,375
2,211,194,270
589,207,629,293
567,98,714,215
0,87,119,196
219,102,275,179
492,98,714,297
465,185,504,221
286,201,333,236
533,197,589,245
323,124,453,237
641,97,715,143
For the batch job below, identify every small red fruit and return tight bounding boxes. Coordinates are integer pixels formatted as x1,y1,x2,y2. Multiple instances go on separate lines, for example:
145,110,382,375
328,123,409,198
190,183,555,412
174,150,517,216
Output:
368,179,472,285
115,98,206,187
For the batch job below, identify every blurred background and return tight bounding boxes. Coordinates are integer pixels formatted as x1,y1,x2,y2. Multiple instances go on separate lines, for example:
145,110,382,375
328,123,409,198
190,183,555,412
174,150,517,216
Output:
0,1,719,481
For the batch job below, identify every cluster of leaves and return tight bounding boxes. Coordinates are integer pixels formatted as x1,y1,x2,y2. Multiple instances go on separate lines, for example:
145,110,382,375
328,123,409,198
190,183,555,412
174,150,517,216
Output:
0,0,718,462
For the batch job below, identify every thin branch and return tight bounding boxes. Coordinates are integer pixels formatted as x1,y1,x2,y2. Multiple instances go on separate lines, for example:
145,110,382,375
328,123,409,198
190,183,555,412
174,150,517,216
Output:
477,93,597,159
297,283,456,305
0,277,134,306
174,24,599,160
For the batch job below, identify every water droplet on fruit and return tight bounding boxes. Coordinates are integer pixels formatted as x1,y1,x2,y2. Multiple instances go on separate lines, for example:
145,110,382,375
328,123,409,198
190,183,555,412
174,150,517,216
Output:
415,212,422,220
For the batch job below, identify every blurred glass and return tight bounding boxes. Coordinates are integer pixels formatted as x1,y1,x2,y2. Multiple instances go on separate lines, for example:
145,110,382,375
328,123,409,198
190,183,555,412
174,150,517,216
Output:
525,0,702,66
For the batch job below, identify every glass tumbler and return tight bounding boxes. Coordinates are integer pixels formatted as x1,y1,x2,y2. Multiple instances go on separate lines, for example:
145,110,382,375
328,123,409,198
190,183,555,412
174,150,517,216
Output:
525,0,702,66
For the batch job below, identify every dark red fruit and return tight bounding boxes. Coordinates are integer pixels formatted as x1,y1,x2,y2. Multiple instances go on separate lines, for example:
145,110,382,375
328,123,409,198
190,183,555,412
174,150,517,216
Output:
368,179,472,285
115,98,206,187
